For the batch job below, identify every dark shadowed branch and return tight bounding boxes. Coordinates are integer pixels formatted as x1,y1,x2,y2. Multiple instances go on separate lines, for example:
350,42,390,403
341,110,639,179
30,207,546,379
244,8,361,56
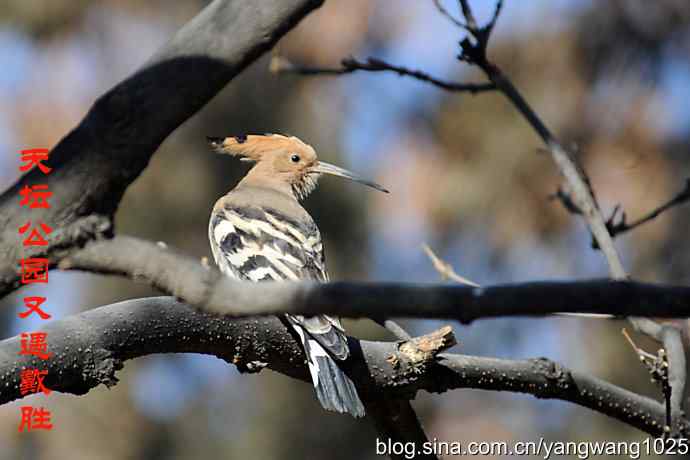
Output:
0,297,684,437
365,400,437,460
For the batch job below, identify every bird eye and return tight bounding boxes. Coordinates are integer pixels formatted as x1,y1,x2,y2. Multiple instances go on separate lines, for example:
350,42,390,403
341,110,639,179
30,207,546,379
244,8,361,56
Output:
290,154,300,163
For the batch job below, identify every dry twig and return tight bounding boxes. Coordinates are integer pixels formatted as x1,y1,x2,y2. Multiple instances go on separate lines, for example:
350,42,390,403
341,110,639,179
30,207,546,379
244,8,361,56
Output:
270,55,496,94
552,178,690,249
422,244,479,287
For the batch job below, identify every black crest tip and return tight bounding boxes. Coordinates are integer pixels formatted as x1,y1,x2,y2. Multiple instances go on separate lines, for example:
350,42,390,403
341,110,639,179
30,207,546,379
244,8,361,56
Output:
206,136,224,146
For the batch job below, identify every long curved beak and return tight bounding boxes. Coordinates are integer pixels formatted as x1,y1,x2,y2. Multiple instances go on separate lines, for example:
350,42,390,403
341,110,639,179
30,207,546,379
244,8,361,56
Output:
313,161,389,193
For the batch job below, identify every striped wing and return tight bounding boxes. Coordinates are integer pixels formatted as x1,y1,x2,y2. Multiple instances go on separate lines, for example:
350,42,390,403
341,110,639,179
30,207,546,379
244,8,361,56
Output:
209,204,348,359
210,205,327,282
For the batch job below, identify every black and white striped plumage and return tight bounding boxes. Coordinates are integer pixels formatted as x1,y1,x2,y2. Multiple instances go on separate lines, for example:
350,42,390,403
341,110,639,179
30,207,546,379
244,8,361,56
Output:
209,186,365,417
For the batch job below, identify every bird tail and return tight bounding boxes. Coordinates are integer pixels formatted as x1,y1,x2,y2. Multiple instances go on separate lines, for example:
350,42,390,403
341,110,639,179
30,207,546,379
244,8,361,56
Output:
292,324,365,418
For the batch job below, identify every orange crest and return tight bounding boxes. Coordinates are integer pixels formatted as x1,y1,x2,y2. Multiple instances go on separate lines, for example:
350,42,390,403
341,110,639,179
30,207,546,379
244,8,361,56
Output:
207,134,315,162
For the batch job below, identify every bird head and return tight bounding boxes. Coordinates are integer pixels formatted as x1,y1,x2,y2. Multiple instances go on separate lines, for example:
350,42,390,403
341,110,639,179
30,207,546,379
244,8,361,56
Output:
207,134,388,200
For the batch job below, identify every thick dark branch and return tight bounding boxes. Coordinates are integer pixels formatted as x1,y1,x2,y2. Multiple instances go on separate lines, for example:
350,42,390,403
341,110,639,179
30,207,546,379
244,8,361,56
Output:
271,55,496,93
45,235,690,321
0,0,324,297
434,353,683,436
0,297,684,437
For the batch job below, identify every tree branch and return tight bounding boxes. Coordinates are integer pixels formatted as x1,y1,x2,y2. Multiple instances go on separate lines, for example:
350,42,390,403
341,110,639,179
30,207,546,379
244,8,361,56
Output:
365,399,437,460
551,178,690,249
0,297,684,437
0,0,324,297
605,178,690,239
431,0,469,30
42,235,690,321
422,243,480,287
270,55,496,93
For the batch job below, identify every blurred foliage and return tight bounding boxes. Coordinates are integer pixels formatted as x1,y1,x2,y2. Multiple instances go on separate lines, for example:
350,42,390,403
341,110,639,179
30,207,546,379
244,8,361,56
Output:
1,0,690,459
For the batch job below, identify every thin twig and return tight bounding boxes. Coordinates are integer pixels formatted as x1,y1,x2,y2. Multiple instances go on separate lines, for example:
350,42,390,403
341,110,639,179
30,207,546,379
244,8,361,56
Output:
432,0,469,30
458,0,478,31
622,329,673,437
622,328,655,360
423,243,612,319
271,55,496,94
486,0,504,34
422,243,480,286
551,178,690,249
604,178,690,241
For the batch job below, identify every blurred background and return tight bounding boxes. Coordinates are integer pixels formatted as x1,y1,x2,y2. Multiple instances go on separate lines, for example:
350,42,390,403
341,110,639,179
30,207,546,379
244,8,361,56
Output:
1,0,690,458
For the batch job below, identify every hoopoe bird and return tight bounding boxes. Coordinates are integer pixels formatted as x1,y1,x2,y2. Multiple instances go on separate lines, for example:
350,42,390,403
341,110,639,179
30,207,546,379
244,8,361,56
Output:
206,134,387,417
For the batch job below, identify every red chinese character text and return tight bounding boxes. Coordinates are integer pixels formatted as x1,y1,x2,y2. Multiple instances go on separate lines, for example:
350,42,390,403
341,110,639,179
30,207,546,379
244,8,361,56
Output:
18,406,53,432
20,149,52,174
19,185,52,209
20,369,51,396
19,296,51,320
19,332,52,360
19,258,49,284
19,221,53,247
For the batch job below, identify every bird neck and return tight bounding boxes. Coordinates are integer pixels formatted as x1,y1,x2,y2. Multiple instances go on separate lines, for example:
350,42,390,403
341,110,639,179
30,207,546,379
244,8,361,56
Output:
223,182,311,223
237,168,297,201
